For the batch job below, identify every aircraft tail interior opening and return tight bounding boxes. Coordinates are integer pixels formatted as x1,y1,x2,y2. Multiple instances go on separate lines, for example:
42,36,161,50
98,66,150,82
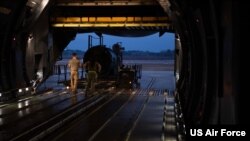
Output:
0,0,246,141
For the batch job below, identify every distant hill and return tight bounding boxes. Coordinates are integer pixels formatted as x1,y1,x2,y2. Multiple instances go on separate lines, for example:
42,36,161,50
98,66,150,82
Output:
62,49,174,60
62,50,85,59
123,50,174,60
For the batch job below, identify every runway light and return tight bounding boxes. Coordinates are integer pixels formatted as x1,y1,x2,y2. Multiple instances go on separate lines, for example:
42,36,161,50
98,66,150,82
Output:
66,86,70,90
18,89,22,93
25,87,29,91
0,93,2,97
18,103,23,108
25,101,29,106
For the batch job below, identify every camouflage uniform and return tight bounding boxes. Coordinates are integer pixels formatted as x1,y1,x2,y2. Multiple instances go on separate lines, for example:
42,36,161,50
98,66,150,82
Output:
84,61,101,93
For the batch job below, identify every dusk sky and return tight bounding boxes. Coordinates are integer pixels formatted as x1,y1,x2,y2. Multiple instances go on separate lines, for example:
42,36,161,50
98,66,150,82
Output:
66,32,175,52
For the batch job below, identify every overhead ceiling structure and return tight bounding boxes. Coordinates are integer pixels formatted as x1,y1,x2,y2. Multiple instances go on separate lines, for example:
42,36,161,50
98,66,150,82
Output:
50,0,174,36
0,1,18,29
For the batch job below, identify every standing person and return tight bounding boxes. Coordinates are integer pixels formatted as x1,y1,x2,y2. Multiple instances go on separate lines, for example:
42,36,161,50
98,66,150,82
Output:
68,52,81,93
83,57,101,94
